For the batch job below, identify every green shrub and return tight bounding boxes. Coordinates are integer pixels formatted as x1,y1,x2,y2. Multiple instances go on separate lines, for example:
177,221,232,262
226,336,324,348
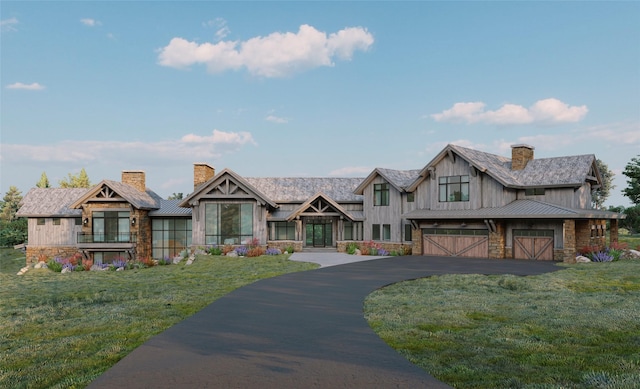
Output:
346,242,358,255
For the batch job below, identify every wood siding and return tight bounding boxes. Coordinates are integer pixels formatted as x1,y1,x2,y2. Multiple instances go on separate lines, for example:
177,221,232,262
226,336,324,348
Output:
513,236,554,260
422,234,488,257
362,176,405,242
27,218,81,246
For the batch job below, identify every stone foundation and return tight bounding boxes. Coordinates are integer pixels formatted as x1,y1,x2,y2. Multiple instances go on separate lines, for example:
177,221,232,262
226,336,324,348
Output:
266,241,303,253
336,241,413,255
25,246,80,265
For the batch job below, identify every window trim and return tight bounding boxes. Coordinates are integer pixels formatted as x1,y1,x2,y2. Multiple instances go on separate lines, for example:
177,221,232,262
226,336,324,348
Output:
373,183,390,206
438,175,469,202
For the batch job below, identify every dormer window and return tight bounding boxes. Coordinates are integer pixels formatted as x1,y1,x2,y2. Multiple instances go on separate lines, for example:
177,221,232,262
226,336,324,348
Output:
525,188,545,196
439,175,469,202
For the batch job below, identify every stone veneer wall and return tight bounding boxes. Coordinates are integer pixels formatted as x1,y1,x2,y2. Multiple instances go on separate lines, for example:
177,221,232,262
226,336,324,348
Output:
411,228,423,255
511,145,534,171
122,171,146,193
194,163,215,189
575,219,606,250
488,221,506,259
266,240,303,253
25,246,79,265
336,241,412,255
560,219,576,263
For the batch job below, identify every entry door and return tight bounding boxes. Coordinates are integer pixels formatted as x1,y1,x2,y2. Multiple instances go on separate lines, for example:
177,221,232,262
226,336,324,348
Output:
306,222,333,247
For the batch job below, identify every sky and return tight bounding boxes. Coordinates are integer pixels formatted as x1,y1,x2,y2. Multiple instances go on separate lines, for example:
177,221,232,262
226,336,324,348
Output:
1,1,639,207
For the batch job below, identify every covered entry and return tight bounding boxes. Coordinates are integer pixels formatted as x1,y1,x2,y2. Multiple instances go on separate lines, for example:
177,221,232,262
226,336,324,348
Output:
305,219,333,247
513,229,554,260
422,228,488,257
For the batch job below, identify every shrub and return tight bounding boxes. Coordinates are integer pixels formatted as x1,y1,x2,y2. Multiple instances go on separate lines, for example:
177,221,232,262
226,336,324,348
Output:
360,241,381,256
47,257,63,272
247,238,260,249
111,258,127,269
137,257,155,268
346,242,358,255
284,245,295,254
590,251,614,262
377,248,389,256
247,247,265,257
265,247,281,255
235,246,248,257
157,256,172,266
81,258,93,271
208,246,223,256
222,244,235,255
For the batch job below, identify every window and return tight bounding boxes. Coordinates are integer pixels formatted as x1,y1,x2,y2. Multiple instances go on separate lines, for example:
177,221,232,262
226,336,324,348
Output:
372,224,381,240
344,221,363,240
93,251,126,266
37,218,45,225
205,203,253,245
271,221,296,240
383,224,391,241
53,218,61,226
525,188,545,196
404,224,412,241
152,218,193,259
439,175,469,202
374,183,389,206
93,211,131,242
75,218,82,226
407,192,414,202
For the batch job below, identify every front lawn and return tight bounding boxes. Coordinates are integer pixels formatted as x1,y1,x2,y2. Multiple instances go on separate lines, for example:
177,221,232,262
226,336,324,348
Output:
0,249,318,388
365,260,640,388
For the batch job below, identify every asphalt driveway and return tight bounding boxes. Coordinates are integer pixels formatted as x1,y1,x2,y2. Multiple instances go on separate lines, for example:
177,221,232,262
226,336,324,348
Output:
88,255,561,388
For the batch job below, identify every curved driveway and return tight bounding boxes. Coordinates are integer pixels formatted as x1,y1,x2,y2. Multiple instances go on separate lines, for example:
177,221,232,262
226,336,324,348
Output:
89,255,561,388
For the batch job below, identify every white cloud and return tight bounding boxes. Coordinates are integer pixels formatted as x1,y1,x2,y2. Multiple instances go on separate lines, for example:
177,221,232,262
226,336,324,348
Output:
6,82,46,90
203,17,230,40
1,17,18,32
328,166,372,176
1,130,256,165
431,98,588,125
158,24,374,77
80,18,101,27
265,115,288,124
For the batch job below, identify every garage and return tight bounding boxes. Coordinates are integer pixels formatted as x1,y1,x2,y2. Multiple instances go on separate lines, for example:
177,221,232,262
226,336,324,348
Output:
513,229,554,260
422,228,489,257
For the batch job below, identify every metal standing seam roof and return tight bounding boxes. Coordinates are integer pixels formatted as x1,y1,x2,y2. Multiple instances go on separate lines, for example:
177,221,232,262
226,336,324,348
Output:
149,199,192,216
403,199,625,220
16,188,88,217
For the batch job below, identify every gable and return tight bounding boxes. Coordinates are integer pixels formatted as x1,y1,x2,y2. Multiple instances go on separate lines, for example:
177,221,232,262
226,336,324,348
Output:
69,180,161,210
285,192,358,221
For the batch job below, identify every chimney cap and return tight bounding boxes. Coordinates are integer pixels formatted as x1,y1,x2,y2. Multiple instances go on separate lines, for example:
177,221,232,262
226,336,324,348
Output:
510,144,535,150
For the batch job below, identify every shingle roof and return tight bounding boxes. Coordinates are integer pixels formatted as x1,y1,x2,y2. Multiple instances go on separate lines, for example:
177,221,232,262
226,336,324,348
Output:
403,199,625,220
69,180,161,210
243,177,364,202
448,144,596,188
16,188,87,217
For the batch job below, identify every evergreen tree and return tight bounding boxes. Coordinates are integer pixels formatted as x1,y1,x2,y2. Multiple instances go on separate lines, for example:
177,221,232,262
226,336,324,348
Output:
59,168,92,188
592,159,614,209
0,186,23,222
168,192,184,200
36,172,50,188
622,156,640,205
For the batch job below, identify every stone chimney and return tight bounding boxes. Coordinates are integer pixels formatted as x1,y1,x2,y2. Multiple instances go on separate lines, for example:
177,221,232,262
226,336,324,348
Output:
511,144,535,171
194,163,215,189
122,170,146,192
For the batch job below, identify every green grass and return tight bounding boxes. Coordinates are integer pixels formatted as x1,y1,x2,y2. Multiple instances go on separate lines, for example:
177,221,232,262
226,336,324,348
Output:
617,233,640,250
365,260,640,389
0,248,318,389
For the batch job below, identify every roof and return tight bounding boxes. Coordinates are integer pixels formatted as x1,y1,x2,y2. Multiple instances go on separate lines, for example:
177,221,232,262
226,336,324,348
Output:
16,188,87,217
149,199,192,216
403,199,625,220
242,177,364,202
408,144,598,191
354,168,421,194
70,180,161,210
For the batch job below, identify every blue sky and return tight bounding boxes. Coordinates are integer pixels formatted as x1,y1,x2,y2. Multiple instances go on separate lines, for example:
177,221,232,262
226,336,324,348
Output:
2,1,639,207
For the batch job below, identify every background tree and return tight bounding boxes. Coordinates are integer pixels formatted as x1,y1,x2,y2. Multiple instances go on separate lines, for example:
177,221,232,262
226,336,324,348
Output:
36,172,50,188
1,186,23,222
167,193,184,200
592,159,614,209
622,156,640,205
59,168,92,188
0,186,26,246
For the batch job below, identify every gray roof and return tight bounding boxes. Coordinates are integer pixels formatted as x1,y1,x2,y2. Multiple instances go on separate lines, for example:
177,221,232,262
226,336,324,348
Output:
17,188,87,217
376,168,422,189
97,180,162,210
243,177,364,202
448,144,596,188
403,199,625,220
149,199,192,216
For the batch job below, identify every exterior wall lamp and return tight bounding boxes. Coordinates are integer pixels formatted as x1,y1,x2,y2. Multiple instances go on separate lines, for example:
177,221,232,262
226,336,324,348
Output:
131,218,136,226
83,218,89,225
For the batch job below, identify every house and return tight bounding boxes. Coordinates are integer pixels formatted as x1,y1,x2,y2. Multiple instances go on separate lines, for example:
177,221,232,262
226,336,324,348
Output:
16,144,624,264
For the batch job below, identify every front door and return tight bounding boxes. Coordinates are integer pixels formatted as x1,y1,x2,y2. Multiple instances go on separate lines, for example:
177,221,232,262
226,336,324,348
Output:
305,221,333,247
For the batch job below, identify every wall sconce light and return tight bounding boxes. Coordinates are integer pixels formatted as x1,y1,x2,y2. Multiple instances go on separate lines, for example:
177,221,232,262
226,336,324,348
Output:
83,218,89,225
131,218,136,226
432,222,439,227
460,222,467,228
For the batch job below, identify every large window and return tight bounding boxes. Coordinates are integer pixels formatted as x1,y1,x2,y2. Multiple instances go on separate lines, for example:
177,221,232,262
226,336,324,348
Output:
404,224,412,241
152,218,192,259
439,175,469,202
344,221,363,241
374,183,389,206
205,203,253,245
93,211,130,242
372,224,390,241
271,221,296,240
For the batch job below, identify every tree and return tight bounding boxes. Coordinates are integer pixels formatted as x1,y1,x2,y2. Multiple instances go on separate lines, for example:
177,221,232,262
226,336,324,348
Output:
167,193,184,200
0,186,23,222
623,205,640,234
36,172,50,188
592,159,614,209
622,156,640,205
59,168,92,188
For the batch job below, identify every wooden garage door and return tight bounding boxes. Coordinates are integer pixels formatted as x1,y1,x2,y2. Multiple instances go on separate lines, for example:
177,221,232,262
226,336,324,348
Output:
513,230,554,260
422,229,488,258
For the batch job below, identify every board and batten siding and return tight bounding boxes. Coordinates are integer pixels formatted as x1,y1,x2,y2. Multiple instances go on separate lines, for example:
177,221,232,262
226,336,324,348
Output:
27,217,81,246
362,176,405,242
428,156,482,211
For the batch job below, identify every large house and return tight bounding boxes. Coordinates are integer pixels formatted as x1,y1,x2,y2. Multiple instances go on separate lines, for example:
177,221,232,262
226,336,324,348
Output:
16,144,624,265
